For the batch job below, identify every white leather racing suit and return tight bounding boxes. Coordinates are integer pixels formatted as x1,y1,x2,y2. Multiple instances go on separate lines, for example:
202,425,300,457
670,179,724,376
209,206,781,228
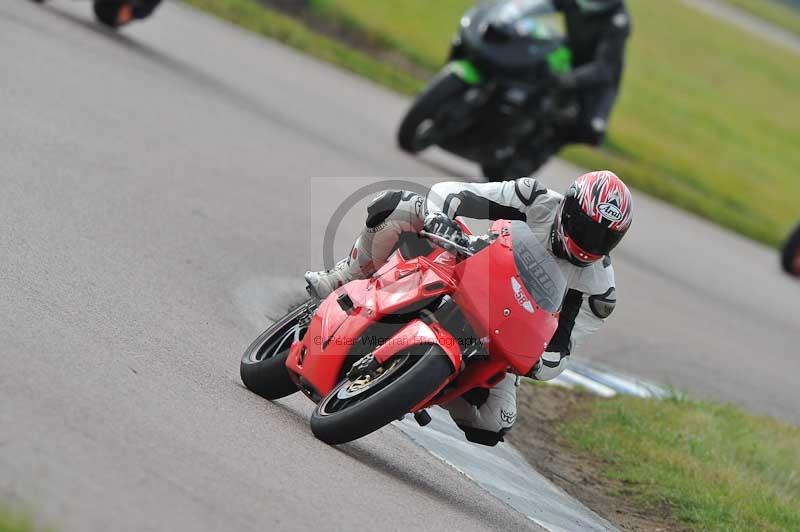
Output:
336,178,617,445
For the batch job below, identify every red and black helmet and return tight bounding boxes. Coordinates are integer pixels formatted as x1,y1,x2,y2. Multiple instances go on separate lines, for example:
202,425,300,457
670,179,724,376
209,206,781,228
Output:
552,170,633,266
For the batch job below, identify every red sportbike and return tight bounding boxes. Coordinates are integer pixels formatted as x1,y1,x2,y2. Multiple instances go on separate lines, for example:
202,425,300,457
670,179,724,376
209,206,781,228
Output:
240,219,567,444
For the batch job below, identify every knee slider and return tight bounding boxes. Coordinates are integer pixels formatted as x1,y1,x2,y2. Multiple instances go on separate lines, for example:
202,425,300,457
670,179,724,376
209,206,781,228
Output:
365,190,404,229
457,425,510,447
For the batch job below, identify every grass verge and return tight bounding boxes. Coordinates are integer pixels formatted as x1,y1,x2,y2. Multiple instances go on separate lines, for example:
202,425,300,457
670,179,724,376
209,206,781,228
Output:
182,0,800,247
723,0,800,36
562,390,800,531
0,507,40,532
180,0,423,94
512,384,800,531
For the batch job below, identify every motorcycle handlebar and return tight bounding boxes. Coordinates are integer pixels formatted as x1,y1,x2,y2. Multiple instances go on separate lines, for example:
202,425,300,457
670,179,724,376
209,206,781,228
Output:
419,230,474,257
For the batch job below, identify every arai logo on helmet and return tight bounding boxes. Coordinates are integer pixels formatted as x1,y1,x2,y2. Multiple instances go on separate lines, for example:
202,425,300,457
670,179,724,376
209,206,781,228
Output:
598,202,624,223
511,277,534,314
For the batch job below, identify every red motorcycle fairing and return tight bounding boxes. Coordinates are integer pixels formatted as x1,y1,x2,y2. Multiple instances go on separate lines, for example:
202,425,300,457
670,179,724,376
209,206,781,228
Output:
452,220,559,374
286,219,562,411
285,249,457,399
371,319,461,369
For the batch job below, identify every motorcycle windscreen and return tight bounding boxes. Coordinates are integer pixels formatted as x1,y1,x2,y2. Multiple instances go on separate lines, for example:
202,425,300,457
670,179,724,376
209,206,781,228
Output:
488,0,566,40
510,221,567,313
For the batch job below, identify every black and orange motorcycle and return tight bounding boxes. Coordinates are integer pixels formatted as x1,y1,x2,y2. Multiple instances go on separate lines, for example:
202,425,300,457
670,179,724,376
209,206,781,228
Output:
30,0,162,28
781,223,800,277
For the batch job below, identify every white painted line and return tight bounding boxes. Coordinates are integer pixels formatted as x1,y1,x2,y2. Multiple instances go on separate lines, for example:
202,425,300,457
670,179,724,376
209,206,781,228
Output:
396,407,618,532
546,370,617,397
567,361,668,398
394,363,667,530
585,371,666,398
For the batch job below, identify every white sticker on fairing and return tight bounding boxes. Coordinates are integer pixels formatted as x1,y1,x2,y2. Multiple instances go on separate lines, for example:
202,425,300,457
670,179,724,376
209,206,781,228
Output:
598,202,623,222
511,277,535,314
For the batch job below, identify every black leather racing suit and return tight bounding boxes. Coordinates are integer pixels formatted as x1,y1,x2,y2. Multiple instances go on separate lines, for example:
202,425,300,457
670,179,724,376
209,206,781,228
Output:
526,1,631,171
558,0,631,145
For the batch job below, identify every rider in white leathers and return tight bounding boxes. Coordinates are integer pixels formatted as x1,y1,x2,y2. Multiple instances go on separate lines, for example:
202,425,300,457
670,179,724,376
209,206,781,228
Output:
305,171,632,446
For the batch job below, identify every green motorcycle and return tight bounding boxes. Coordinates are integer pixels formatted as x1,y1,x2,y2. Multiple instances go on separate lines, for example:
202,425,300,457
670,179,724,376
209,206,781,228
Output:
398,0,574,180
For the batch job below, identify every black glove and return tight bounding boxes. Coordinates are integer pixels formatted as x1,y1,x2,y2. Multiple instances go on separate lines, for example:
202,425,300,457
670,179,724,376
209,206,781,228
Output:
423,212,465,247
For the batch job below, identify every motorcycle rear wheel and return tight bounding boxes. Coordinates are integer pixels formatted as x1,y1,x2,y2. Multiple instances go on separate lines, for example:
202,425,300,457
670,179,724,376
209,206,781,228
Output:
94,2,125,28
310,344,453,445
780,223,800,277
397,72,469,153
240,299,314,400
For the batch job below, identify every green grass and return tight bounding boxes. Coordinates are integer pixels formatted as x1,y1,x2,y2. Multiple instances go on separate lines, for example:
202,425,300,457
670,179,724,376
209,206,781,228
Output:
180,0,422,94
723,0,800,36
309,0,470,70
0,507,40,532
562,393,800,531
183,0,800,246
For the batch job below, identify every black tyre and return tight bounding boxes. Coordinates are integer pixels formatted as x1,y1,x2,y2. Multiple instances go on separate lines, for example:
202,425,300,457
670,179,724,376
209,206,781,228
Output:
397,72,469,153
781,223,800,277
240,299,315,400
94,2,124,28
310,345,453,445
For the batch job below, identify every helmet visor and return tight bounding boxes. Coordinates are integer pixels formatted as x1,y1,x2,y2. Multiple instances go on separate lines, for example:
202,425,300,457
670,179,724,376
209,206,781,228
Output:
562,197,626,256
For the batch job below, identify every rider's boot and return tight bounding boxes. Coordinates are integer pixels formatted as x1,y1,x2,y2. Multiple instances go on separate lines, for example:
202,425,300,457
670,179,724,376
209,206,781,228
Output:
304,259,353,300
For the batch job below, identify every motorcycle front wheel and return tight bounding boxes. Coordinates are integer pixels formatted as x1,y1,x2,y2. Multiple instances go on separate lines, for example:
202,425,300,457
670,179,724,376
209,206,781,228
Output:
310,344,453,445
397,72,469,153
780,223,800,277
240,299,314,400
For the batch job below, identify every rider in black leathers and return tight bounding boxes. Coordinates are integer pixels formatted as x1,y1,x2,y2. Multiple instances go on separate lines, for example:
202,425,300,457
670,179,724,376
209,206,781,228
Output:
527,0,631,172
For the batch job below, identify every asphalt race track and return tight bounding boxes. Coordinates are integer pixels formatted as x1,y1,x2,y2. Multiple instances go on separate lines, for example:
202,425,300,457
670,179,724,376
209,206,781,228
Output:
2,2,799,531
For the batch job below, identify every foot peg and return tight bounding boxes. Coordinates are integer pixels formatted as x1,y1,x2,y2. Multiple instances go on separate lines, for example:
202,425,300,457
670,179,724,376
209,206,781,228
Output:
413,410,432,427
